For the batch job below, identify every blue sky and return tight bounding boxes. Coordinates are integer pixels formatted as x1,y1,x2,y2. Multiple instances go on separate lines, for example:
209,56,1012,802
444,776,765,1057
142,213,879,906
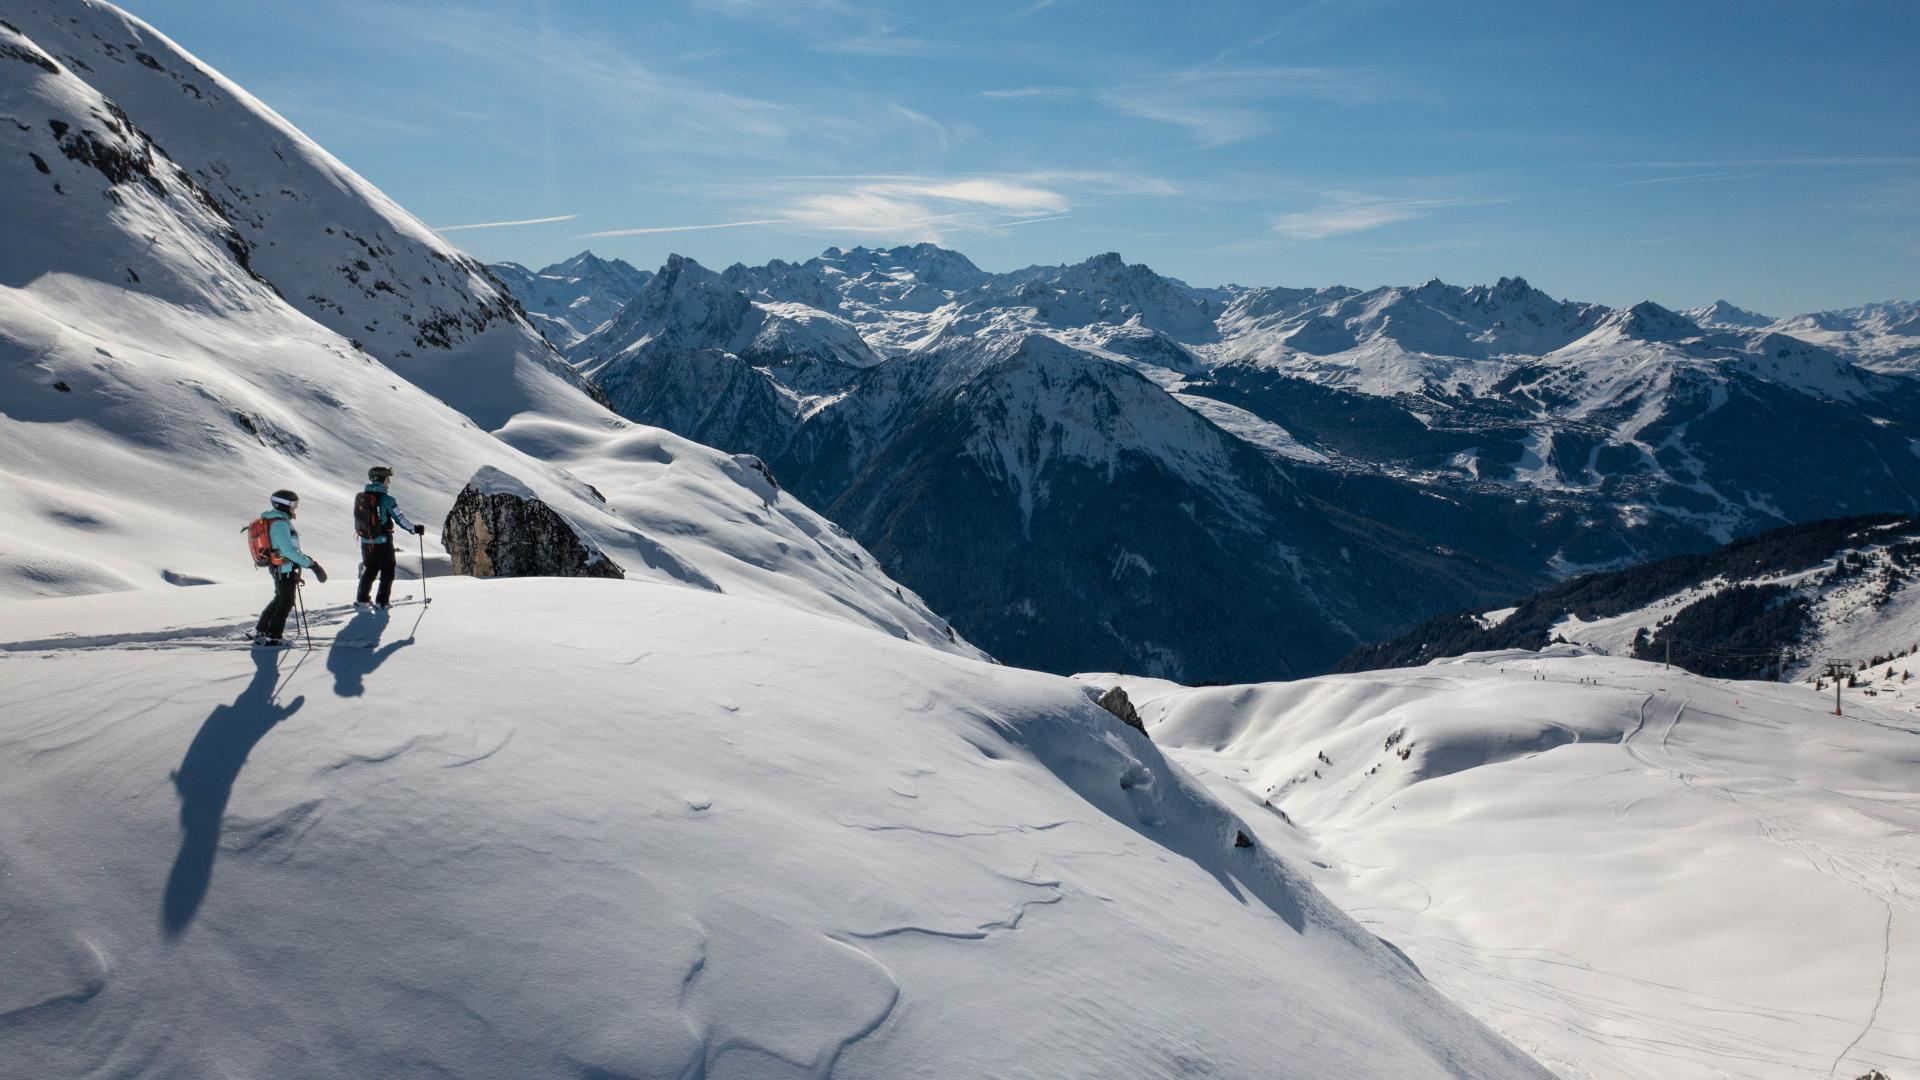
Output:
119,0,1919,313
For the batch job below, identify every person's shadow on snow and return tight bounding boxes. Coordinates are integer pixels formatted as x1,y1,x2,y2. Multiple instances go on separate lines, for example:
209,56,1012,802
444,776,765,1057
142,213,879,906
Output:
162,648,304,936
327,607,415,698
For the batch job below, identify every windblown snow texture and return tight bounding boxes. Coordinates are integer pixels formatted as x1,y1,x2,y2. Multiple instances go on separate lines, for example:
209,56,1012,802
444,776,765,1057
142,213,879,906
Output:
1099,649,1920,1080
0,579,1556,1080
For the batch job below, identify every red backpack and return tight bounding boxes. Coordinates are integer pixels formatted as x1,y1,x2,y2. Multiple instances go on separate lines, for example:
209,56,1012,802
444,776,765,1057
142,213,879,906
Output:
354,490,386,540
244,517,281,568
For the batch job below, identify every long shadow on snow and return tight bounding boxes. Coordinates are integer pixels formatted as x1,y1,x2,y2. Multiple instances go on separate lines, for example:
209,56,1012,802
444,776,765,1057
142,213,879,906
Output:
162,648,306,936
326,607,418,697
1008,705,1306,934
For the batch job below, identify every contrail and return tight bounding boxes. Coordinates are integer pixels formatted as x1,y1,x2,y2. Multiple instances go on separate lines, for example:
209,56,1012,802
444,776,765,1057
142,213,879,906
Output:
434,213,579,232
576,219,786,238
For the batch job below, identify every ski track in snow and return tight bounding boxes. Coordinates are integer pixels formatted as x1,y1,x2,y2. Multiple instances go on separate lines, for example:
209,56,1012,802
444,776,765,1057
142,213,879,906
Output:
1107,651,1920,1080
1622,692,1911,1077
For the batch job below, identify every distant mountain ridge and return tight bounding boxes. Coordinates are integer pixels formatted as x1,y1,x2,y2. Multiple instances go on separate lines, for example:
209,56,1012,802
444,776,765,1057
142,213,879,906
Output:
487,243,1920,681
492,251,652,347
1334,513,1920,681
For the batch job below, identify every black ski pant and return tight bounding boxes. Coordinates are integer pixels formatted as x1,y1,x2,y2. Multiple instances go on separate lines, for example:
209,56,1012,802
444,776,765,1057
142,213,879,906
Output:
357,540,396,605
256,568,299,639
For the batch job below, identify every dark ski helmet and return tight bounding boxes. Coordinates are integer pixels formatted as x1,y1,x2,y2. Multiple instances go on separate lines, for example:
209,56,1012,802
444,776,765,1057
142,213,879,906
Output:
270,489,299,512
368,465,394,482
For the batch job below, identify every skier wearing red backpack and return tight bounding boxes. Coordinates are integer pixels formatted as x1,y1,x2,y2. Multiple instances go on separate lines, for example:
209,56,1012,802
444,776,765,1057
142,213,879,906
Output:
354,465,424,609
246,490,326,647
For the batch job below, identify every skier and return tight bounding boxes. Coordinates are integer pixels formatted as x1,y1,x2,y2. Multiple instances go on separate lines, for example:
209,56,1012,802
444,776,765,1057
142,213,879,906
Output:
354,464,424,609
247,490,325,647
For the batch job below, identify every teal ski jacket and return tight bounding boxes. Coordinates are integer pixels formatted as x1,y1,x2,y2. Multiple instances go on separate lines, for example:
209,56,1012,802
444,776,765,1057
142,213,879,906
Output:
261,508,314,572
359,482,417,544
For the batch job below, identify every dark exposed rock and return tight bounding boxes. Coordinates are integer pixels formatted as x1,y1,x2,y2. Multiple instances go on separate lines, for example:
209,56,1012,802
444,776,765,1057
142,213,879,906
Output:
443,466,623,580
1234,830,1254,849
1095,685,1146,736
0,39,57,74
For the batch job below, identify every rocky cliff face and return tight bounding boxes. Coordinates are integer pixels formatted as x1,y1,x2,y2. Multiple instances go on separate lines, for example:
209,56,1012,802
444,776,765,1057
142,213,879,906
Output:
443,467,625,579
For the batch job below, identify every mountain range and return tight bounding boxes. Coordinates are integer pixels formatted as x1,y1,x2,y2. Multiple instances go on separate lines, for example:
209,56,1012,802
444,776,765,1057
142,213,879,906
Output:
0,5,1572,1074
494,245,1920,681
8,4,1918,1077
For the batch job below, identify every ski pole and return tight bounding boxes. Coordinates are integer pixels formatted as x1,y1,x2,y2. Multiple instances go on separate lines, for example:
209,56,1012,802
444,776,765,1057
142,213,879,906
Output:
419,530,429,605
297,576,313,651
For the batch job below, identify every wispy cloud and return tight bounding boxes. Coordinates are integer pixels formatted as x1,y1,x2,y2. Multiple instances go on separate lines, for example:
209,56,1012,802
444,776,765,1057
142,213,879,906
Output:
1100,65,1393,147
888,103,954,150
435,213,578,232
366,6,863,156
691,0,937,56
1025,169,1183,197
1207,0,1365,64
576,177,1081,243
779,177,1069,239
1267,169,1749,241
1593,170,1747,189
577,219,786,238
979,85,1077,100
690,0,861,18
815,31,938,56
1272,193,1474,240
1591,156,1920,170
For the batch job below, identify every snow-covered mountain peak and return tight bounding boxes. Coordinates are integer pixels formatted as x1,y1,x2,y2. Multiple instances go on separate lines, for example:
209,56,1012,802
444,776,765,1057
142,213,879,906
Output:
1571,299,1701,346
1685,298,1773,329
812,242,989,291
3,0,593,432
994,251,1216,339
580,253,755,363
572,253,881,380
489,251,651,348
953,333,1250,500
548,249,645,281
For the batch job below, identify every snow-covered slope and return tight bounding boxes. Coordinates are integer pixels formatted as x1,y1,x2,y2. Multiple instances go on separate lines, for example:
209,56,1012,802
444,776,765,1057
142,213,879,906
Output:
1771,299,1920,374
2,0,597,432
1339,514,1920,685
0,3,965,652
1098,650,1920,1080
0,577,1555,1079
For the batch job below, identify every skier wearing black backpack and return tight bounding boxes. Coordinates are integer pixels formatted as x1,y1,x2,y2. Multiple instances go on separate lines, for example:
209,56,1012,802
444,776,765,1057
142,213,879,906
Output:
354,465,424,609
245,490,326,647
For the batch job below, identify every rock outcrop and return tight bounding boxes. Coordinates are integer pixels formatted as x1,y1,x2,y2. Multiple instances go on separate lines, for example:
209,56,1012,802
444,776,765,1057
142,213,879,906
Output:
1095,685,1147,736
443,467,624,580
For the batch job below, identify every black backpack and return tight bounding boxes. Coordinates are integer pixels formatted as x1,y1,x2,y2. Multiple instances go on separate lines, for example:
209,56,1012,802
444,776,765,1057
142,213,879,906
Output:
353,490,388,540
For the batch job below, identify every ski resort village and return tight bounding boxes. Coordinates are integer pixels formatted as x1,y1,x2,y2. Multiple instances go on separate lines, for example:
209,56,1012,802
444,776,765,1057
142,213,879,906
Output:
2,1,1917,1077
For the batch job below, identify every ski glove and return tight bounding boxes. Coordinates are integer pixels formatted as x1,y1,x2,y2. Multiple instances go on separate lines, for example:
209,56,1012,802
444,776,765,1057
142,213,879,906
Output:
311,562,328,584
414,524,427,536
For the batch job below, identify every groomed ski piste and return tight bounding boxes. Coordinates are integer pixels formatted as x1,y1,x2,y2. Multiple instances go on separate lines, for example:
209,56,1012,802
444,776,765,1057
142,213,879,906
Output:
0,577,1554,1079
1093,648,1920,1080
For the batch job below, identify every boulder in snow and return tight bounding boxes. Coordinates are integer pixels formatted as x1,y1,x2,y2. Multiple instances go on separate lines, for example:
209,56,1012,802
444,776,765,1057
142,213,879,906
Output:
1095,685,1147,736
442,466,624,580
